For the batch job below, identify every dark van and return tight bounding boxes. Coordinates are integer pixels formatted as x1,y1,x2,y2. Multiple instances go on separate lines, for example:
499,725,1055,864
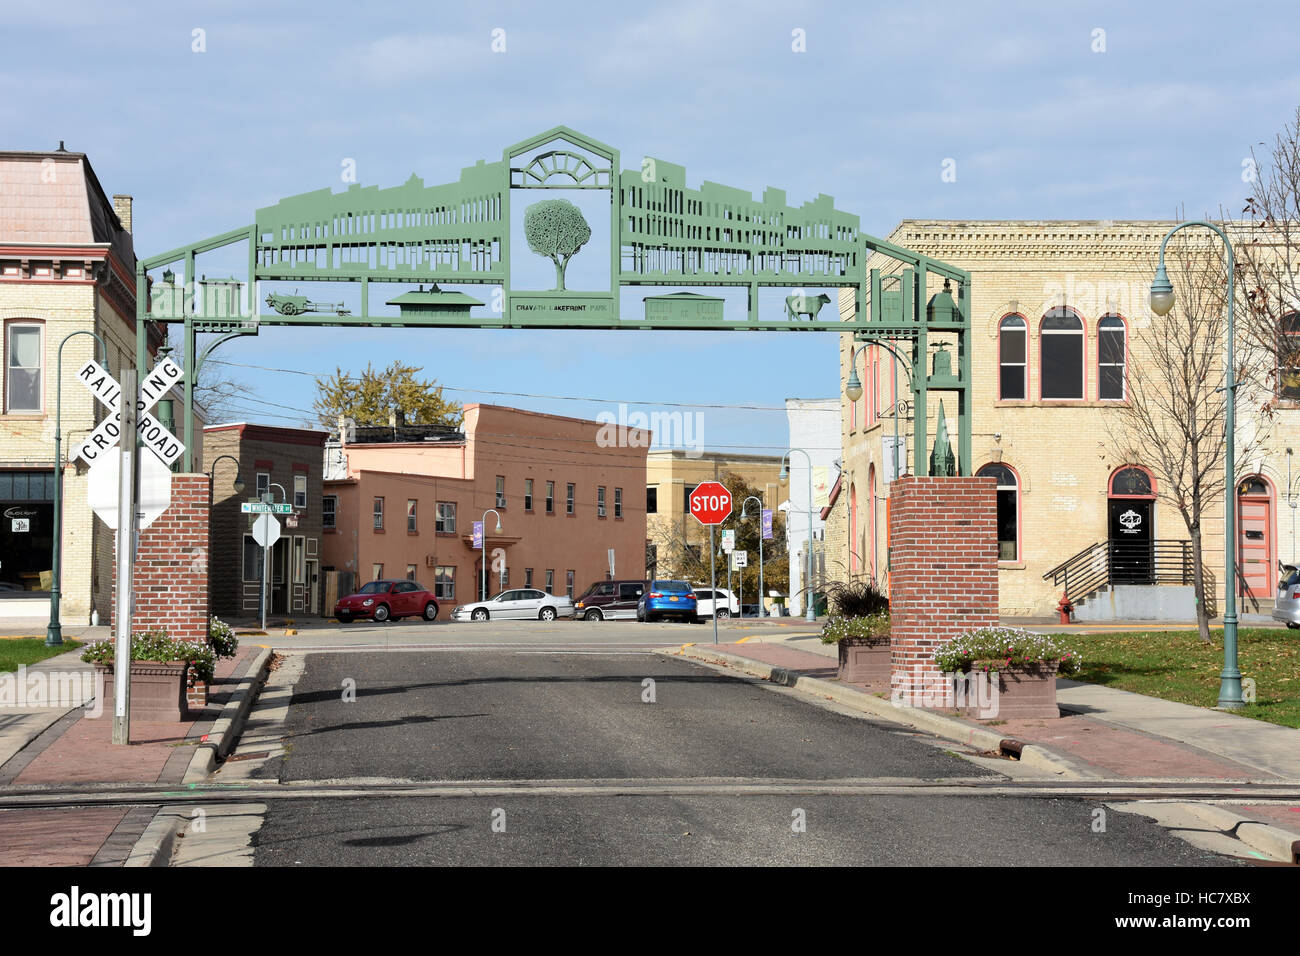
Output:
574,579,649,621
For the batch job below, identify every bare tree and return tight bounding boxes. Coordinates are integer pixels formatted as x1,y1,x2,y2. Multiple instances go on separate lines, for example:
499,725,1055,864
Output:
1106,233,1266,642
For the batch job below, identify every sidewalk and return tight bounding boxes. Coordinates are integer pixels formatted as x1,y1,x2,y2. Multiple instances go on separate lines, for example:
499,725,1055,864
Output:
670,637,1300,855
0,643,264,866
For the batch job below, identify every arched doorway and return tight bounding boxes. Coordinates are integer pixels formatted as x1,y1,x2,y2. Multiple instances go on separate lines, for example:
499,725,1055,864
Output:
868,465,877,580
1108,466,1155,584
1237,476,1275,600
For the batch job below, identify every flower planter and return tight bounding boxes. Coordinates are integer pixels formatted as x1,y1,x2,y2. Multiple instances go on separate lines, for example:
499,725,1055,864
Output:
93,661,190,723
969,662,1060,719
837,636,891,684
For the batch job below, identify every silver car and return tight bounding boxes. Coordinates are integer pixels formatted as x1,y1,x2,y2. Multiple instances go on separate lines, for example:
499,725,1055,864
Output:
451,588,574,622
1273,565,1300,628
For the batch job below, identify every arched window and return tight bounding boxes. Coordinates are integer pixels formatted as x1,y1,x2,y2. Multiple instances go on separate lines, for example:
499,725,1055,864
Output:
868,466,877,579
1098,315,1127,400
977,463,1019,562
1279,312,1300,401
1040,307,1084,400
998,314,1027,400
1110,466,1154,497
849,484,859,574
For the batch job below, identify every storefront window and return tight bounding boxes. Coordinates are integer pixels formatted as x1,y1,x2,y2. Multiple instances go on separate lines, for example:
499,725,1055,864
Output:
0,471,54,592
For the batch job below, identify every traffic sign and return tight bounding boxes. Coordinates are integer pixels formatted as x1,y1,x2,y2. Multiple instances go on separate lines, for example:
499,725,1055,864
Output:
721,529,735,552
72,359,186,467
86,453,172,529
252,512,281,548
689,480,732,526
732,552,748,569
241,502,293,514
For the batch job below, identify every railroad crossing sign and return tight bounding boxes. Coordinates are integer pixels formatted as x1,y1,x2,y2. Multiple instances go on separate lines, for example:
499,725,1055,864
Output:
72,358,186,467
242,501,293,514
251,512,281,548
689,481,732,526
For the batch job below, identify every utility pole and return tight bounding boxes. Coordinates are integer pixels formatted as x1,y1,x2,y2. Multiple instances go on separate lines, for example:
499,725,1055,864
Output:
112,370,137,746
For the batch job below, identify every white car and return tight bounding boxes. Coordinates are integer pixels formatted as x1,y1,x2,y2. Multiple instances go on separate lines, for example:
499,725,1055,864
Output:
450,588,574,622
693,588,740,619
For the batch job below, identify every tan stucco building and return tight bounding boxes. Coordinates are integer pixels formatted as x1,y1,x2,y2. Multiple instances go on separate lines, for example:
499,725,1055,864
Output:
832,220,1299,618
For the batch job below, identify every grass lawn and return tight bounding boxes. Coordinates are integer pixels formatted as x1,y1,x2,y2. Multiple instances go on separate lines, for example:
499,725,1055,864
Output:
0,638,83,674
1067,627,1300,729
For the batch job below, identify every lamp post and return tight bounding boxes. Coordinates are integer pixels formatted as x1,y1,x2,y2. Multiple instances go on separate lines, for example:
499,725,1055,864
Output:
46,330,108,646
846,339,916,481
740,495,764,618
206,455,244,642
480,508,502,601
780,449,816,621
1149,220,1242,710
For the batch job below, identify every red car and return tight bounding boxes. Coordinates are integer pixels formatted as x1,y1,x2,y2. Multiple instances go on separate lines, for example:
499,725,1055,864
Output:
335,579,439,623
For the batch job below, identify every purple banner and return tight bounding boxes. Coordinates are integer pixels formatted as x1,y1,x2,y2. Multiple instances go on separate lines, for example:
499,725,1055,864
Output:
762,509,773,540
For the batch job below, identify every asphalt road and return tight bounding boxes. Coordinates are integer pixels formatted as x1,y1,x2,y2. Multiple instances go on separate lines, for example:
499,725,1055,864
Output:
245,649,1234,866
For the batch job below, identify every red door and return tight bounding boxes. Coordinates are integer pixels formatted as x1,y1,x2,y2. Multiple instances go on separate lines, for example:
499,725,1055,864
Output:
1237,481,1274,599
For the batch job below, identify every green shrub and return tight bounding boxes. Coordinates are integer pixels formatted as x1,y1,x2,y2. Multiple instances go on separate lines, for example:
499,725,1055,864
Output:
81,630,217,685
933,626,1082,675
821,611,891,644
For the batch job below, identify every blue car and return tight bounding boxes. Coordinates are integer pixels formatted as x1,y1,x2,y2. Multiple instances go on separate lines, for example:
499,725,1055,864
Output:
637,580,699,623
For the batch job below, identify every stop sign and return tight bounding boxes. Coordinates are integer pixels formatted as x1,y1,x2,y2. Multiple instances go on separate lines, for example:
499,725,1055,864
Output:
689,480,732,526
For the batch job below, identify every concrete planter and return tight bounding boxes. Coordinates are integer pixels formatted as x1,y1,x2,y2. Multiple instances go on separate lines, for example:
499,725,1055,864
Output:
968,662,1060,719
94,662,191,723
837,636,891,684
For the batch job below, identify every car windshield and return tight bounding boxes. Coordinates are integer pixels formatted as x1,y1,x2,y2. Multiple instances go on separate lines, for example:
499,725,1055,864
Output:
357,581,388,594
653,580,690,592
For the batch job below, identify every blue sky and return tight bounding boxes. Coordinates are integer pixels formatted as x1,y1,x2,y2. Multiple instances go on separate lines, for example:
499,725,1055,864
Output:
6,0,1299,453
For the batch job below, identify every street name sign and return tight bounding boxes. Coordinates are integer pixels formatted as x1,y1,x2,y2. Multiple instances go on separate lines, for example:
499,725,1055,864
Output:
689,481,732,526
242,502,294,514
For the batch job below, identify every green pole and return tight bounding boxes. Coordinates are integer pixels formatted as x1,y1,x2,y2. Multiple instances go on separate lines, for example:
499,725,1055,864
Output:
1152,221,1241,709
46,331,108,645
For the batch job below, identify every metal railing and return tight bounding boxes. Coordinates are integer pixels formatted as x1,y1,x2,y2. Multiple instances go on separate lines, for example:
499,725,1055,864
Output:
1043,539,1217,616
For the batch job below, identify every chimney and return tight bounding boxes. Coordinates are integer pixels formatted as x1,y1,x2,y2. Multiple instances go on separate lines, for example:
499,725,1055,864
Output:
112,195,133,234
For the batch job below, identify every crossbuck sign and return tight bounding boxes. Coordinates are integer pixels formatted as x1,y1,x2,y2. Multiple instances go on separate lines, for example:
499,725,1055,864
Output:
72,358,186,466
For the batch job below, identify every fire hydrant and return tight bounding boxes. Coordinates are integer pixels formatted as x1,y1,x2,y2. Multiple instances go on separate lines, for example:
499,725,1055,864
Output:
1057,596,1073,624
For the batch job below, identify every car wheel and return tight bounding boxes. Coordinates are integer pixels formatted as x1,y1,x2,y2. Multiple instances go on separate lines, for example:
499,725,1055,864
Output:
373,604,390,623
717,608,731,619
472,608,489,622
540,607,557,622
584,608,604,621
690,615,700,624
1289,622,1300,630
424,602,438,621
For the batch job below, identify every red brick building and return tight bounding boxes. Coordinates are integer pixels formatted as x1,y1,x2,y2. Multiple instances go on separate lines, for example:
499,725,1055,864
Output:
321,404,648,608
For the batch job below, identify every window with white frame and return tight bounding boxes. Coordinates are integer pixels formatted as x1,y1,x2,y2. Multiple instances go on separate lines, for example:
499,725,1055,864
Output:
256,473,270,498
614,487,623,518
322,495,337,529
435,566,455,599
998,314,1027,400
294,474,307,509
597,486,606,517
1098,315,1126,400
1040,307,1084,400
407,499,418,532
5,323,42,412
373,497,384,530
436,501,456,533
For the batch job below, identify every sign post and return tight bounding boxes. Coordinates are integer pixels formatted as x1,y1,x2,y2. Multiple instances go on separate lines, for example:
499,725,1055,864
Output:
251,509,281,630
689,481,732,644
111,371,137,747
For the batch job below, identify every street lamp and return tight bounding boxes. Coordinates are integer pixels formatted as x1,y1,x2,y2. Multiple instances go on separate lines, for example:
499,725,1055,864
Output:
480,508,502,601
740,494,765,618
780,448,817,621
47,330,108,646
847,339,916,481
1149,221,1242,709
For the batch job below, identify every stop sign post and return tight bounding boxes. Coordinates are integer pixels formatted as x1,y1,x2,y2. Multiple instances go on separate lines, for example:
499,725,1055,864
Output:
690,481,732,645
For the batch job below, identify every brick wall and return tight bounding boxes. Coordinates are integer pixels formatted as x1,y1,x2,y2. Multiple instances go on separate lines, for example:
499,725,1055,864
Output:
888,476,998,697
111,473,209,641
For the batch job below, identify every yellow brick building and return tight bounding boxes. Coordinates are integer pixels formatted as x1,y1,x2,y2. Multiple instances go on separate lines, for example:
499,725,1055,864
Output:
833,220,1297,618
644,449,785,579
0,149,163,623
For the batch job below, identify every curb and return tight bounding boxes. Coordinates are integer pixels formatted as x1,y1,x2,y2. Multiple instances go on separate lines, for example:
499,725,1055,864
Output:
123,808,188,868
666,644,1098,779
1185,803,1300,864
183,648,273,784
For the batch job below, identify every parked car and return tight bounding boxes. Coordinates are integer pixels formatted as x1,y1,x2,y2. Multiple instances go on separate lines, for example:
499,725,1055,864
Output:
1274,564,1300,628
335,579,438,623
574,579,649,621
740,603,761,618
450,588,574,622
693,588,739,619
637,580,699,623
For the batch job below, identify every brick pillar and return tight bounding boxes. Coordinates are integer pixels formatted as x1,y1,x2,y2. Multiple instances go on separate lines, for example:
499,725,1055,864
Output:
888,476,998,700
111,473,210,643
